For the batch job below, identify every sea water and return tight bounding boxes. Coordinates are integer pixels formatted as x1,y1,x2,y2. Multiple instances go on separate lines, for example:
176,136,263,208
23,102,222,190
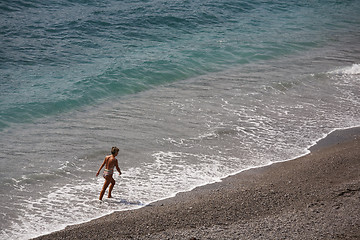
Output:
1,0,359,239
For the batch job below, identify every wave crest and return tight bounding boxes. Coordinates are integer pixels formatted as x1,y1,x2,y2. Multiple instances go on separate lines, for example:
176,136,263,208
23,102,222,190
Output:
329,64,360,75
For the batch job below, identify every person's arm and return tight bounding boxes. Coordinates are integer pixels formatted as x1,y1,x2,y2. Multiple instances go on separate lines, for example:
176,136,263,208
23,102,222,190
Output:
96,157,107,177
115,159,121,175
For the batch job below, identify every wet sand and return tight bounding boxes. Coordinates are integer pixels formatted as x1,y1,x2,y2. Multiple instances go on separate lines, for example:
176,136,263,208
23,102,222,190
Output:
34,128,360,239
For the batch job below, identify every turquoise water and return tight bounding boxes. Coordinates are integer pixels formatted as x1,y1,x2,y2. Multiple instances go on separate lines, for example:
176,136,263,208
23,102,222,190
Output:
1,0,360,239
2,0,358,129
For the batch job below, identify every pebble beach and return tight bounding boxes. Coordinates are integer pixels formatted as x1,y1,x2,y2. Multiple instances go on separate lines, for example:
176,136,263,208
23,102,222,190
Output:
34,128,360,239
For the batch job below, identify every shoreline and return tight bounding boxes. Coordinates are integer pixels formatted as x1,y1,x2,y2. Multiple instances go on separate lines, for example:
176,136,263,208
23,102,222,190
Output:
33,126,360,239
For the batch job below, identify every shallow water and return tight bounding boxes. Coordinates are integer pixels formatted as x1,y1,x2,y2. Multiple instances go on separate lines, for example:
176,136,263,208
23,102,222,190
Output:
1,0,360,239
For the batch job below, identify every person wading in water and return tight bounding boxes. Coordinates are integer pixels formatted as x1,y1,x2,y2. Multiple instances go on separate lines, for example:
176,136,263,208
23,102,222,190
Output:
96,147,122,200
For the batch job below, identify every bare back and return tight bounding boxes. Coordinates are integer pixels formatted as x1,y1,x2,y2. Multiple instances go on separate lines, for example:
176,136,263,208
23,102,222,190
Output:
104,155,117,170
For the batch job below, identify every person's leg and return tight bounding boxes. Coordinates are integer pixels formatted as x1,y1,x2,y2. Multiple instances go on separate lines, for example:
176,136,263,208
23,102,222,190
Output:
108,178,116,198
99,178,111,200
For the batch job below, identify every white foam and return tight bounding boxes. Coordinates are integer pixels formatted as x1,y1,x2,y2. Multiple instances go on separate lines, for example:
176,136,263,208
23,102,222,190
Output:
328,63,360,75
2,59,360,240
1,151,241,239
4,121,360,240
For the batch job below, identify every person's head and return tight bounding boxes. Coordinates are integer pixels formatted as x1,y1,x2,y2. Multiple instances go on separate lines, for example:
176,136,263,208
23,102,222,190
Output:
111,146,119,155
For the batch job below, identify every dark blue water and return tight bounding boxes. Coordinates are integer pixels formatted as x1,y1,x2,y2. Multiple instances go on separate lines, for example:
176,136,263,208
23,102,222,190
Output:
1,0,360,239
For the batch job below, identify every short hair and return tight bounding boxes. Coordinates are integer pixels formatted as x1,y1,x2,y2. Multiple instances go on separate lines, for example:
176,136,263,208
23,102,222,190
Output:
111,147,119,155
